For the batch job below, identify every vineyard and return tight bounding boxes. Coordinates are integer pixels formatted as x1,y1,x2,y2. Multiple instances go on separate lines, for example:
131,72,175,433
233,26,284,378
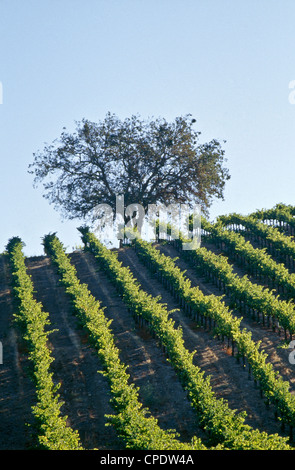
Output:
2,203,295,451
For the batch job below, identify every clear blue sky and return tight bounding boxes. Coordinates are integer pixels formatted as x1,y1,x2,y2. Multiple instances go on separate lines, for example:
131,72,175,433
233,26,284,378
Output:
1,0,295,256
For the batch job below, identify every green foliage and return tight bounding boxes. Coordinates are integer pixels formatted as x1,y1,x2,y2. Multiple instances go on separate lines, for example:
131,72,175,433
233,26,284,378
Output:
179,242,295,337
250,203,295,226
218,212,295,264
7,202,295,450
28,113,230,219
42,233,206,450
201,218,295,300
6,237,82,450
132,237,295,444
79,229,291,450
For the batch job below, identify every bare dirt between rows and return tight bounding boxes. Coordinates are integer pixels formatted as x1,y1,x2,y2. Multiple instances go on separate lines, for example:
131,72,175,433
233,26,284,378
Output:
0,254,35,450
117,243,293,439
25,254,123,450
158,240,295,392
69,250,207,445
0,238,294,450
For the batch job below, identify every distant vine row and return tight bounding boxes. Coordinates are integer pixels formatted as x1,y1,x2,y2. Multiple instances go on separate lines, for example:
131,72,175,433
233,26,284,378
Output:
218,213,295,271
80,227,291,450
251,204,295,236
172,238,295,340
201,218,295,300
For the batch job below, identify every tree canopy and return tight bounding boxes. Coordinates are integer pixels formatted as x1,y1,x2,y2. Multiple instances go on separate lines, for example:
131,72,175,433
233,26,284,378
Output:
28,112,230,222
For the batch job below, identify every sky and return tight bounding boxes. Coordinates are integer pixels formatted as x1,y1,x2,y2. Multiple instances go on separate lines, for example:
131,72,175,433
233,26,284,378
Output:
1,0,295,256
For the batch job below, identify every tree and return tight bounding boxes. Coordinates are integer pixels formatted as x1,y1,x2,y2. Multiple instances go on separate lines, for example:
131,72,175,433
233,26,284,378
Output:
28,112,230,224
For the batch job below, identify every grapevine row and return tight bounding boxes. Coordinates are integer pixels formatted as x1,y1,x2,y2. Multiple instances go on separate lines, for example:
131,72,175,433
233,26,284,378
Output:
172,238,295,339
217,213,295,271
6,236,83,450
42,233,205,451
251,204,295,236
80,227,291,450
131,236,295,442
201,218,295,300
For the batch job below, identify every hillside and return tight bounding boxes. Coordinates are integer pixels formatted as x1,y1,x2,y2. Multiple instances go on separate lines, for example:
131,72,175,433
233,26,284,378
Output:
1,204,295,451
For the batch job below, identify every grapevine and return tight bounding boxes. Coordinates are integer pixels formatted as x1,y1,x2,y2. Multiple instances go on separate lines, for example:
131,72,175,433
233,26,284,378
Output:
6,236,83,450
42,233,206,451
132,235,295,441
79,227,291,450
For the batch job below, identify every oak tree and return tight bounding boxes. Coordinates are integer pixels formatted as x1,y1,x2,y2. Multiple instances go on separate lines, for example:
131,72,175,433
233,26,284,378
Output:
28,112,230,223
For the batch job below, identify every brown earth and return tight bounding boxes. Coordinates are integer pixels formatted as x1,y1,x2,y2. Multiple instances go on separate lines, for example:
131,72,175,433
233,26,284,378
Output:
0,254,35,450
0,237,294,450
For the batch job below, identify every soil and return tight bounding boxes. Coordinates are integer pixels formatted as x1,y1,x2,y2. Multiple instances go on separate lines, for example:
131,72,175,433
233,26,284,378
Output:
0,238,294,450
0,254,35,450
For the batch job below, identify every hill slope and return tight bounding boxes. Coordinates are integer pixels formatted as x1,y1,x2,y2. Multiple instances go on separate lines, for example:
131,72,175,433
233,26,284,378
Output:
1,204,295,450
